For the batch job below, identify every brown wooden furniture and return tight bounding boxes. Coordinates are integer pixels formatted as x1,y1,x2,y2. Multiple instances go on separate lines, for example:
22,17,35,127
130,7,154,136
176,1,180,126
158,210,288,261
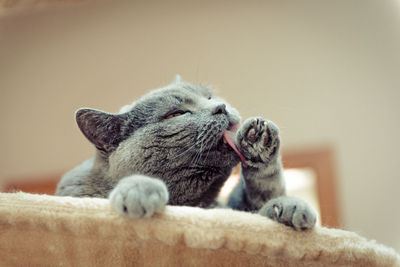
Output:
4,175,59,195
282,146,340,228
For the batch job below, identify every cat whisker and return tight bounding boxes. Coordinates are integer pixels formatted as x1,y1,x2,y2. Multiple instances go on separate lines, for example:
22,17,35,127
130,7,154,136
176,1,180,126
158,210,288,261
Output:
171,123,210,161
170,142,197,159
169,132,205,160
189,137,204,168
203,144,213,163
164,121,220,180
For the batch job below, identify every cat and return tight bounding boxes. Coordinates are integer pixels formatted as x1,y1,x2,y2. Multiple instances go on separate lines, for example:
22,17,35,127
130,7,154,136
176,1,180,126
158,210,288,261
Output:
56,75,316,230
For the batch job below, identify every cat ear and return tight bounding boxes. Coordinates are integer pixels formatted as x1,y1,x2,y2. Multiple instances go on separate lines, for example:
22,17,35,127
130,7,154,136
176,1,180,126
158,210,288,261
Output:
75,108,130,154
173,74,182,84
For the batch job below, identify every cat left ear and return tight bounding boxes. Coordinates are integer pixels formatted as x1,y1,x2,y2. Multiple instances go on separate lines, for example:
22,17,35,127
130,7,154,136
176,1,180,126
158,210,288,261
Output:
75,108,130,154
173,74,182,84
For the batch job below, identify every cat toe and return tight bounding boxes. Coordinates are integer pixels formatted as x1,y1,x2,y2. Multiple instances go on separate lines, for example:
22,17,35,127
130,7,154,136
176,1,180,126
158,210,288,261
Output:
244,118,265,144
109,175,169,218
292,208,317,231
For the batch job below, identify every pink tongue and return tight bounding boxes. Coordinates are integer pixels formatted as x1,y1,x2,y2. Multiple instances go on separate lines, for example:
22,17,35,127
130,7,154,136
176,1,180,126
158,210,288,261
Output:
223,124,248,168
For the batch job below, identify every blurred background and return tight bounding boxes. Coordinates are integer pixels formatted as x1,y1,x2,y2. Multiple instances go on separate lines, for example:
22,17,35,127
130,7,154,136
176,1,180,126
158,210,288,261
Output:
0,0,399,251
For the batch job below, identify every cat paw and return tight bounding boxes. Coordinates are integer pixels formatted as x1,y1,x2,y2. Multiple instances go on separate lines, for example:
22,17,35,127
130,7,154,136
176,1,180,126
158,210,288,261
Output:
236,117,280,165
109,175,169,218
259,196,316,230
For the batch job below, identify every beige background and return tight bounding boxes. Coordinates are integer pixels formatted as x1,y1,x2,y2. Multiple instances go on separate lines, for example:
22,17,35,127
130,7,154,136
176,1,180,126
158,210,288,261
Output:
1,0,399,250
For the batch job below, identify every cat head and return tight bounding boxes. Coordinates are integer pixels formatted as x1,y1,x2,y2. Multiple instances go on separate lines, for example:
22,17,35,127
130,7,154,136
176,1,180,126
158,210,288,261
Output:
76,76,242,206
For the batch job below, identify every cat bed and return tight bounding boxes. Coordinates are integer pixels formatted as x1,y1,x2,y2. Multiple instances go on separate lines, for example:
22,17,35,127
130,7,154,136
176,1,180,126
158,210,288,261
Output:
0,192,399,266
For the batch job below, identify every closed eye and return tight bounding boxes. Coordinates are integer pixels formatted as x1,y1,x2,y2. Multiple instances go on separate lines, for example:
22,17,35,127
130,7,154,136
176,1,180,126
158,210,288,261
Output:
164,110,190,119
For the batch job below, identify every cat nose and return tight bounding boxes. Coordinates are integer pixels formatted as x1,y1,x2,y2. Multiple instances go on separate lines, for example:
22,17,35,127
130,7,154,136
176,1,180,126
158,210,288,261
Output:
213,104,227,115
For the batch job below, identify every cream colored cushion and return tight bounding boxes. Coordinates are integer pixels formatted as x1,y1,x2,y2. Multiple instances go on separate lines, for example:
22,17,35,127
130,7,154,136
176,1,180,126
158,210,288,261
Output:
0,192,399,266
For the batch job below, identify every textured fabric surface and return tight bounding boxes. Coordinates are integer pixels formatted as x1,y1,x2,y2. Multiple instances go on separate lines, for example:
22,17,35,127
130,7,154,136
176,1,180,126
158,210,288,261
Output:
0,192,399,267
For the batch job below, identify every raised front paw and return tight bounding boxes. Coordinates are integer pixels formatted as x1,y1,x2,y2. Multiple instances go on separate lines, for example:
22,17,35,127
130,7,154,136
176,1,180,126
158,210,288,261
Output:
259,196,317,230
109,175,169,218
236,117,280,165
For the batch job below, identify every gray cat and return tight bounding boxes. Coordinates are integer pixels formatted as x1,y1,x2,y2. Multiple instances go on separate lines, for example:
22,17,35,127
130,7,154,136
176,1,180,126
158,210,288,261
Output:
56,76,316,230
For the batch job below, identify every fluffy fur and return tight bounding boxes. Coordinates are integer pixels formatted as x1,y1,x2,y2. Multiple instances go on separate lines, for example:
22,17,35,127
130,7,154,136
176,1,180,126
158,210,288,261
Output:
56,76,316,230
1,192,399,267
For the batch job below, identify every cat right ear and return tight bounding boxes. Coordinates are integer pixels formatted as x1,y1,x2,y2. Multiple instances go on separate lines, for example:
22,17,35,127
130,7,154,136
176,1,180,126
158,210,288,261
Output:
173,74,182,84
75,108,130,154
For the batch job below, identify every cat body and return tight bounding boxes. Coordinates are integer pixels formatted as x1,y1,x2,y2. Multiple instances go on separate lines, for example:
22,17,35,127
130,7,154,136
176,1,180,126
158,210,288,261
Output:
56,76,316,230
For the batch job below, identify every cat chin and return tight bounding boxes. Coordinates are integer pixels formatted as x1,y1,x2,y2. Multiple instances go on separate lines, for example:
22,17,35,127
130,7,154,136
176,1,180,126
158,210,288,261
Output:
202,138,241,168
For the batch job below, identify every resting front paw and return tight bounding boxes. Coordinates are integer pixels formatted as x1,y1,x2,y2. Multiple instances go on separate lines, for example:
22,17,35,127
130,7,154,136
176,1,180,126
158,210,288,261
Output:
236,117,280,165
109,175,169,218
259,196,317,230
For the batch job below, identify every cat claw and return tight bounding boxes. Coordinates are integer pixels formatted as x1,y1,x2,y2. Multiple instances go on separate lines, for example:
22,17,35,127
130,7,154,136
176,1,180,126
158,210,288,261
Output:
274,205,280,217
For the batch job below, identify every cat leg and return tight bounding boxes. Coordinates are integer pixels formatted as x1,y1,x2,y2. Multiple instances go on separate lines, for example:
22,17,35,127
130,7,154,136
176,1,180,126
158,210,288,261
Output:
233,117,316,230
109,175,169,218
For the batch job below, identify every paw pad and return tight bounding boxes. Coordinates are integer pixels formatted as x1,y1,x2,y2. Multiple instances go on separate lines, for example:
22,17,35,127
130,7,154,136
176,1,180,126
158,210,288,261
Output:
236,117,280,164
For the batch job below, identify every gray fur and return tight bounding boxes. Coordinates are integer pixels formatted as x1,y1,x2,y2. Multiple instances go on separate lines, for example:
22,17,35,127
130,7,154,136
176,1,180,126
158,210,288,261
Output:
229,117,316,230
56,77,316,230
109,175,168,218
259,196,316,231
